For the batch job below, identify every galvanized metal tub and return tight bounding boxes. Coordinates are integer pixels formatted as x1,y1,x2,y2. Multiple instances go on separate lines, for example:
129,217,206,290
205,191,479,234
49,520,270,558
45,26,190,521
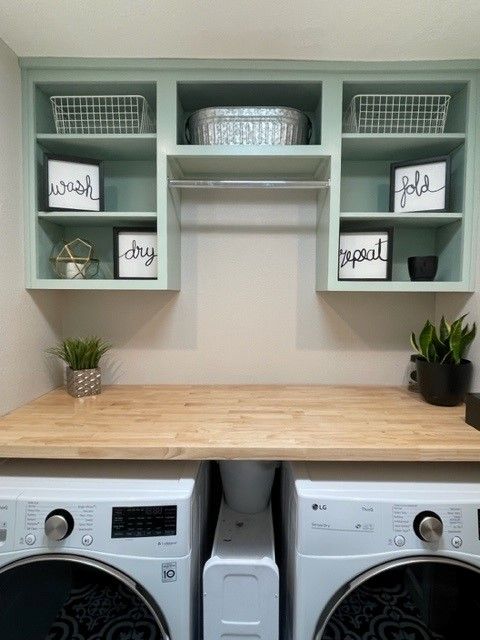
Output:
186,106,311,145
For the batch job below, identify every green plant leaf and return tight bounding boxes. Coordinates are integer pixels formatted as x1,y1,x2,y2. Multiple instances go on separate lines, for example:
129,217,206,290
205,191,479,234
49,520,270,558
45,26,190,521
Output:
428,341,438,362
449,320,465,364
410,332,420,353
459,323,476,360
447,315,475,364
439,316,450,343
418,320,434,361
46,336,111,370
449,314,468,336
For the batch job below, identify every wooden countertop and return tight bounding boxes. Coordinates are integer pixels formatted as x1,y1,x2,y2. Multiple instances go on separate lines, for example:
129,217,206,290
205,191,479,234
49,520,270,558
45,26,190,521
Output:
0,385,478,461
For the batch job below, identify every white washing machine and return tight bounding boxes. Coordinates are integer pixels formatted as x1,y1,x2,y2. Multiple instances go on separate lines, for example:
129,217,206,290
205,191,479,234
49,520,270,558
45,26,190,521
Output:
281,462,480,640
0,459,212,640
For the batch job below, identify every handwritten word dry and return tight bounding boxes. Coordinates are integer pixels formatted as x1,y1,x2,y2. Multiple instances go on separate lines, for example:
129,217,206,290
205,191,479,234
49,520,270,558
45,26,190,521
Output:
120,240,156,267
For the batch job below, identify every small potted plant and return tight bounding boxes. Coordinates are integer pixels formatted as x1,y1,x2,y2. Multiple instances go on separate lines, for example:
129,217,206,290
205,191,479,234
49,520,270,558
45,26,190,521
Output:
48,336,111,398
410,315,476,406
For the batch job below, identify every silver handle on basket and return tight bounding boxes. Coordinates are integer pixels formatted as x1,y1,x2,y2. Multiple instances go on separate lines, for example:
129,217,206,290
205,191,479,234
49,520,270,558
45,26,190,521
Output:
185,116,192,144
306,116,313,143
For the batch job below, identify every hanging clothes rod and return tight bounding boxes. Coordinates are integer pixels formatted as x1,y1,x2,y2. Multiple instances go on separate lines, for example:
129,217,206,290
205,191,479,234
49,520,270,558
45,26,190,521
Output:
168,178,330,190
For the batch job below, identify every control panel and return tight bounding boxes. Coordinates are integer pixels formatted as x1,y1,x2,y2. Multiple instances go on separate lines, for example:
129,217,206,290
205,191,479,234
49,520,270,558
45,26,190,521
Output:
112,505,177,538
297,496,480,557
0,494,19,553
6,494,188,558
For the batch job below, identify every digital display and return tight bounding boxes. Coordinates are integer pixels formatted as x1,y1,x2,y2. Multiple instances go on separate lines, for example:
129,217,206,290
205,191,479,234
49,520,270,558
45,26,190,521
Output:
111,505,177,538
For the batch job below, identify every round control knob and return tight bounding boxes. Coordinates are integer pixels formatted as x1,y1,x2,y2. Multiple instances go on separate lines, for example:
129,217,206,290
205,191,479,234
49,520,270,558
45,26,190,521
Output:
413,511,443,543
45,509,74,541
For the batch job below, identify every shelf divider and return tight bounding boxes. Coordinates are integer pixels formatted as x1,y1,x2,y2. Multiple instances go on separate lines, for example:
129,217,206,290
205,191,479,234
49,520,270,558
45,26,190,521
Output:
168,178,330,190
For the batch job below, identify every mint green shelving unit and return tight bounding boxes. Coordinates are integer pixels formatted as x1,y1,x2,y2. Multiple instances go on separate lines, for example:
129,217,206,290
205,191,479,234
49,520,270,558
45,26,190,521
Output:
21,60,479,291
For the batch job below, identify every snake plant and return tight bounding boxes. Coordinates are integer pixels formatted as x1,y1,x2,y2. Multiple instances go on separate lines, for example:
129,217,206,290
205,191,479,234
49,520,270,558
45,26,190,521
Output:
410,315,476,365
47,336,111,370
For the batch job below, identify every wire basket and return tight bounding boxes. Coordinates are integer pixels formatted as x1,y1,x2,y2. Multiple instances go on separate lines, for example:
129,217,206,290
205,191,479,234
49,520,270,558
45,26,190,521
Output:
50,95,155,134
344,94,451,134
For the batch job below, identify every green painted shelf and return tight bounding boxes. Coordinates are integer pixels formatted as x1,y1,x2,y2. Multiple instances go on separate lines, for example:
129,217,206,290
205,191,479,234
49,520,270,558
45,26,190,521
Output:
341,134,466,161
170,145,329,157
36,134,157,161
168,153,330,181
328,281,469,293
28,278,168,291
340,212,463,228
38,211,157,226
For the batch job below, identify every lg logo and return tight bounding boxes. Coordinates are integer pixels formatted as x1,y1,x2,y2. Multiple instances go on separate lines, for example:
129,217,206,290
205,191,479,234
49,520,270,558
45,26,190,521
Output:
312,504,327,511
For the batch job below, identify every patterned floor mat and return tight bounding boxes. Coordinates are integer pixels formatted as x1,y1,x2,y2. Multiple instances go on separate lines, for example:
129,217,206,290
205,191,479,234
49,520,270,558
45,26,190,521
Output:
322,581,445,640
45,582,163,640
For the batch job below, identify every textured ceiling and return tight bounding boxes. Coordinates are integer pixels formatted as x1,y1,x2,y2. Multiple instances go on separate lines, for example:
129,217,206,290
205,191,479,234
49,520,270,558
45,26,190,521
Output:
0,0,479,60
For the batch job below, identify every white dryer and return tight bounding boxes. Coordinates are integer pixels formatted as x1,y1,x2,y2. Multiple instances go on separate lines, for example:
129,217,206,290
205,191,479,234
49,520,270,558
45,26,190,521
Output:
281,462,480,640
0,459,212,640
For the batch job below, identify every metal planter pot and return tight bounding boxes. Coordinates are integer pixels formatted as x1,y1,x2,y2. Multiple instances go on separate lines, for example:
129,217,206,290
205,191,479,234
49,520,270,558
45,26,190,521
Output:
66,367,101,398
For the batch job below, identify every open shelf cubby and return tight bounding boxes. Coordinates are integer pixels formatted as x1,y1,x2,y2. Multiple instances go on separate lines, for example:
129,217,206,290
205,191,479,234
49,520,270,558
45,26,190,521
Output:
34,81,157,135
36,145,157,213
36,218,158,282
342,80,469,134
176,81,323,145
339,219,463,283
340,143,465,213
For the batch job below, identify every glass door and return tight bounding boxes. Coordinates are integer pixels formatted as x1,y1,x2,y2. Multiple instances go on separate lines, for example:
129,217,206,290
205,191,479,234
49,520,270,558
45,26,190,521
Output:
0,555,169,640
316,557,480,640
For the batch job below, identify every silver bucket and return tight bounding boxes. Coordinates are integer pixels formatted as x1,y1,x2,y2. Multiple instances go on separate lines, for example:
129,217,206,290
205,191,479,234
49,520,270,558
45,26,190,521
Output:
186,106,311,145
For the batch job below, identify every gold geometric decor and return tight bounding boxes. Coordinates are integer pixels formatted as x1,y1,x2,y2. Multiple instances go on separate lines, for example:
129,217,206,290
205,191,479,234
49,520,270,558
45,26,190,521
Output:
50,238,99,279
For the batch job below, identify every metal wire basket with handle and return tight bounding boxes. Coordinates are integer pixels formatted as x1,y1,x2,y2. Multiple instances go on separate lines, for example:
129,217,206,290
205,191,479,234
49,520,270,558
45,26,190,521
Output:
50,95,156,134
344,94,451,134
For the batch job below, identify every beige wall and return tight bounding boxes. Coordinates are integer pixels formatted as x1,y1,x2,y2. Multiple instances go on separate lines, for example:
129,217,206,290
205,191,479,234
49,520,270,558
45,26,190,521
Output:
0,39,61,415
63,190,436,385
0,41,462,396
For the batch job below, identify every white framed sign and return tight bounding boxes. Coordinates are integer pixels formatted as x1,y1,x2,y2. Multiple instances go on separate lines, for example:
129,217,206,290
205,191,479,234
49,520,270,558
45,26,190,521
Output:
390,156,450,213
45,154,103,212
114,227,158,279
338,229,393,281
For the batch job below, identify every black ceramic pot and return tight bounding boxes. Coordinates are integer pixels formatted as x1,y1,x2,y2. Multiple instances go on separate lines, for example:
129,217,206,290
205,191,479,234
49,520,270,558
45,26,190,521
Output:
416,359,473,406
408,256,438,281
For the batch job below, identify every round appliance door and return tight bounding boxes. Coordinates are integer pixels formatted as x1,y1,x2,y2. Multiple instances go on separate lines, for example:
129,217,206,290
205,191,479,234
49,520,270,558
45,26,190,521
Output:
315,556,480,640
0,554,169,640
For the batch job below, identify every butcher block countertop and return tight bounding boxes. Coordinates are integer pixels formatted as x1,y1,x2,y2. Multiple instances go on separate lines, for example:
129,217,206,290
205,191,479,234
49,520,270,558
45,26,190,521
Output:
0,385,478,461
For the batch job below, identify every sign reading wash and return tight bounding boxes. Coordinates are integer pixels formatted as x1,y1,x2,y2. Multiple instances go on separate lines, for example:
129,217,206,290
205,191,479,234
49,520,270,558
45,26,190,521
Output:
338,230,393,281
45,155,103,212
